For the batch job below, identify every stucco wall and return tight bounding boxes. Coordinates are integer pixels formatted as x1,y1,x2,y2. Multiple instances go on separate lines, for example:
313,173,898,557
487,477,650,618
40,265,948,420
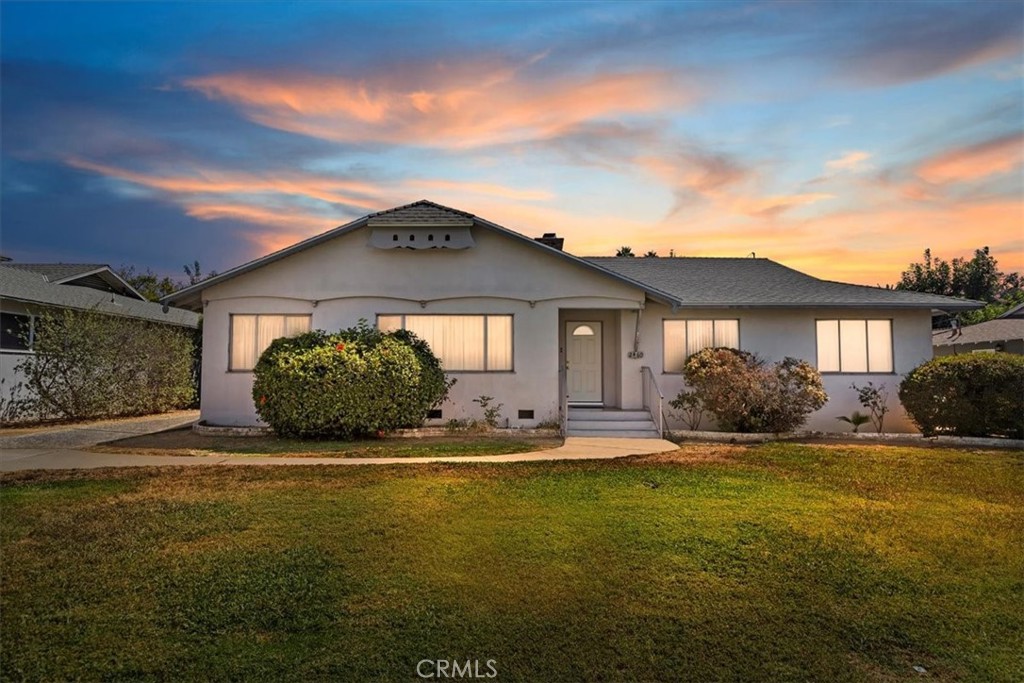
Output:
642,304,934,433
199,225,646,427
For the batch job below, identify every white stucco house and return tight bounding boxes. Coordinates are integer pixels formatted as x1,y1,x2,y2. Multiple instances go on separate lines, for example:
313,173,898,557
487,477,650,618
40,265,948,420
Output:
165,200,980,435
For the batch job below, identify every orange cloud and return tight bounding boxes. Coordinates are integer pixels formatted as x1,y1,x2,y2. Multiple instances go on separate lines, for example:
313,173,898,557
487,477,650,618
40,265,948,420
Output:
183,66,693,148
825,150,872,172
917,133,1024,184
66,157,381,208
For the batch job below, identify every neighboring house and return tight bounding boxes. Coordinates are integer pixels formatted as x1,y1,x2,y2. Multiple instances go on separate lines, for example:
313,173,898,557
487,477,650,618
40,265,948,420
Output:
0,260,199,411
932,303,1024,356
165,200,980,435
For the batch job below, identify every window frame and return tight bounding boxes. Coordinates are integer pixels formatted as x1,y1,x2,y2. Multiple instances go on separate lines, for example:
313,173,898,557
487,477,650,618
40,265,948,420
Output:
661,318,741,374
228,313,312,373
0,312,35,353
376,313,515,373
815,318,895,374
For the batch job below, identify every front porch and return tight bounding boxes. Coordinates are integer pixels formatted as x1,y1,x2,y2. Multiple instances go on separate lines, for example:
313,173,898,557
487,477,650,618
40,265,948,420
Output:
558,308,664,437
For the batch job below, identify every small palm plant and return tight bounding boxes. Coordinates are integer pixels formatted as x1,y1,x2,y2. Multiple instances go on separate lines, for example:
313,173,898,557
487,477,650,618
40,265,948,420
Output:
837,411,872,433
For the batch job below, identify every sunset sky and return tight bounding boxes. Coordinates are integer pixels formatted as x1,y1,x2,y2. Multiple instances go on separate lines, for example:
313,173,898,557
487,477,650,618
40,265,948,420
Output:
2,1,1022,285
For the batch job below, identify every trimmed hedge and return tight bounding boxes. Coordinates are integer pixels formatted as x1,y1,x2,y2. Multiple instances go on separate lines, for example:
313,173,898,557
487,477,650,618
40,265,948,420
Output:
899,354,1024,438
14,307,195,421
252,322,453,439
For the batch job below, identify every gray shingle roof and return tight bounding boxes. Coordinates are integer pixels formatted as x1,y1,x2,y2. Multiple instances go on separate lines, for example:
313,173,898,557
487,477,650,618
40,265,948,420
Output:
585,257,982,310
0,265,198,327
367,199,475,226
932,318,1024,346
162,199,982,313
3,263,108,281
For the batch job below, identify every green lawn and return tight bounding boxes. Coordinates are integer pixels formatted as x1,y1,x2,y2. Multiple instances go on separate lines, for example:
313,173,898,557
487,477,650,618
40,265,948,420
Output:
89,427,561,457
1,443,1021,681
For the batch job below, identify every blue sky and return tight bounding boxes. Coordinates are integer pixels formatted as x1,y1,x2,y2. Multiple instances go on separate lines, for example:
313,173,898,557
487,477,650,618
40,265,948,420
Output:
2,1,1021,284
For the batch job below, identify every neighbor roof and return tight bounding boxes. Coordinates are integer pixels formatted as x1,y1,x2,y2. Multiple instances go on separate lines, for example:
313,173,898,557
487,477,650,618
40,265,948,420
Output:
932,318,1024,347
3,263,144,300
163,199,982,312
999,302,1024,319
586,257,982,310
0,265,198,327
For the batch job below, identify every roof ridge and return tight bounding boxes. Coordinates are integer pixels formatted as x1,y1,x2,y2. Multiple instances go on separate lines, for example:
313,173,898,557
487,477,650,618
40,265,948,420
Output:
368,199,476,219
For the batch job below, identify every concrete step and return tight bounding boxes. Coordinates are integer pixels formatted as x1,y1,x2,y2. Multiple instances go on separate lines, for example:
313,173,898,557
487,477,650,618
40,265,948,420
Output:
567,429,662,438
568,419,658,431
567,409,652,421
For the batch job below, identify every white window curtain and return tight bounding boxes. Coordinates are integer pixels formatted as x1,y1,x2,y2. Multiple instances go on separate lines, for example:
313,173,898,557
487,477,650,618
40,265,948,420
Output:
839,320,869,372
817,319,893,373
816,320,840,372
663,319,740,372
867,320,893,372
230,314,311,371
663,320,687,372
376,314,512,371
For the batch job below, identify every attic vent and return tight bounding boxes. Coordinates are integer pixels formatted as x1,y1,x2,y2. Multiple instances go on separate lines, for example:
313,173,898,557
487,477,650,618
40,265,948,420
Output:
368,227,474,250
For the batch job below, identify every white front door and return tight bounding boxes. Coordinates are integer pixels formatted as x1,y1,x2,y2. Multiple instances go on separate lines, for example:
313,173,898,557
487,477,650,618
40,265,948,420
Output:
566,321,602,404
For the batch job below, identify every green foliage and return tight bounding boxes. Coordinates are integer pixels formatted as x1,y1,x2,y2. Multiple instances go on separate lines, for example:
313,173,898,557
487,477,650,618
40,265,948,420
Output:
251,320,454,439
668,388,705,430
850,382,891,433
472,395,504,428
117,260,219,302
14,307,195,420
683,348,828,433
899,354,1024,438
960,290,1024,326
836,411,871,433
895,246,1021,303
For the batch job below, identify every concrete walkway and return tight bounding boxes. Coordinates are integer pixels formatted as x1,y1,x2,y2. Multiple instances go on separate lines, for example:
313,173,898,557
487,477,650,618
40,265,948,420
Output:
0,437,678,471
0,411,200,450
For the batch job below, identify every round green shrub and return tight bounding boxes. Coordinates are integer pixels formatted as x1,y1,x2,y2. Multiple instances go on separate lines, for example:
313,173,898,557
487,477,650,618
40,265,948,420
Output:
251,322,453,439
899,354,1024,438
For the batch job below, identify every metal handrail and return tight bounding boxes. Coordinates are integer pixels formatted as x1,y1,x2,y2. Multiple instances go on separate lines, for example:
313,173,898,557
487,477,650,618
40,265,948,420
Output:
641,366,664,437
559,363,569,437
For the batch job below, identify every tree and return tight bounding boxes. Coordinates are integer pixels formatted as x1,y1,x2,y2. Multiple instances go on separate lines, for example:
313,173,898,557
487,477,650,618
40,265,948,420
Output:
643,250,658,258
118,260,218,302
616,246,635,257
896,247,1020,303
117,266,177,301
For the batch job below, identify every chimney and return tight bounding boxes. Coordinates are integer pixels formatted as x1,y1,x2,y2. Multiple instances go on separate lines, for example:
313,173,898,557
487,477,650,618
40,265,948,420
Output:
534,233,564,251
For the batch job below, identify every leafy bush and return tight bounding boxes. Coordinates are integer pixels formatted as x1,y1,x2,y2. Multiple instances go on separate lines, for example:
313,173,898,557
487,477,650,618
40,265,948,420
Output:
899,354,1024,438
252,321,453,438
668,389,705,431
683,348,828,433
15,307,195,421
